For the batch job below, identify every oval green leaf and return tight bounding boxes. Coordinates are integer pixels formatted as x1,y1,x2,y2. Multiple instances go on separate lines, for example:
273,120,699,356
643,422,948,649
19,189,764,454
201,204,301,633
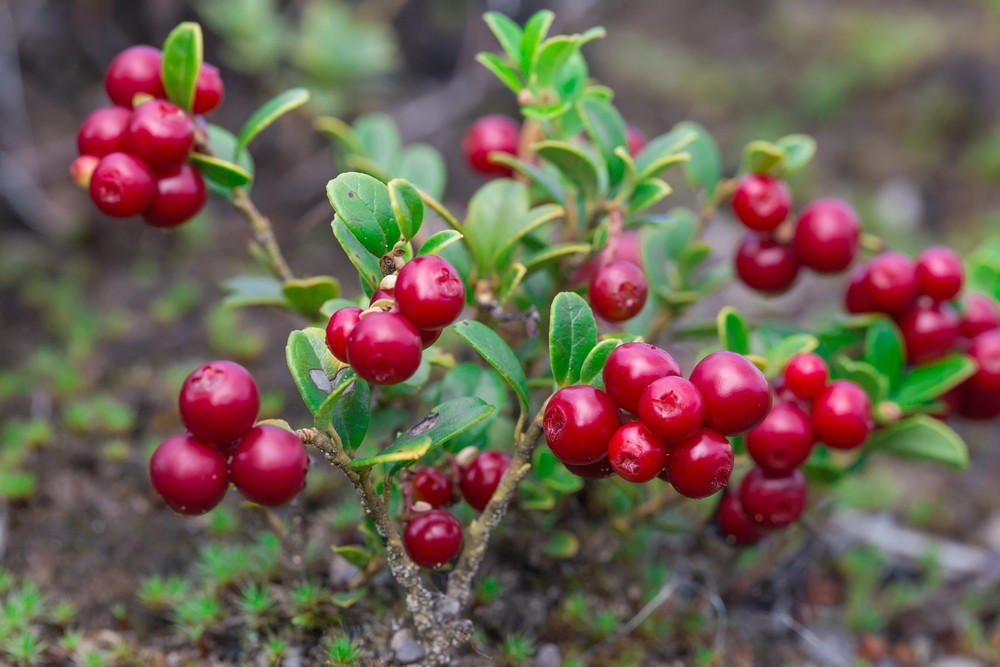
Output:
578,339,621,389
452,320,530,415
717,306,750,355
189,153,253,188
285,327,341,415
327,172,399,257
282,275,341,319
314,370,370,451
549,292,598,387
161,22,202,111
235,87,310,157
892,354,977,410
418,230,464,257
388,178,424,241
865,317,905,388
867,415,969,470
331,216,382,291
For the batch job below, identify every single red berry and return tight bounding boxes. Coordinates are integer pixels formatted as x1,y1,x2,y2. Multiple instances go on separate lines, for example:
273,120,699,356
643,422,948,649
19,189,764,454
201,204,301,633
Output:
141,163,207,228
229,425,309,506
395,256,466,330
179,360,260,445
89,152,155,218
811,380,872,449
543,386,621,465
626,125,647,155
637,376,706,442
739,467,807,528
664,427,734,499
412,468,453,507
569,229,641,287
403,510,463,568
463,114,519,176
563,456,615,480
783,353,829,400
607,422,668,483
915,246,964,302
960,293,1000,338
77,107,132,157
149,434,229,515
731,174,792,232
968,330,1000,392
460,451,511,511
689,351,772,436
346,312,422,385
125,100,195,172
734,233,801,294
104,45,165,107
954,380,1000,420
588,260,648,322
792,198,861,274
418,328,442,349
862,252,918,314
192,63,225,115
897,300,960,364
602,342,681,414
716,490,764,546
845,265,878,314
746,403,814,475
325,307,363,363
770,376,803,406
70,155,100,190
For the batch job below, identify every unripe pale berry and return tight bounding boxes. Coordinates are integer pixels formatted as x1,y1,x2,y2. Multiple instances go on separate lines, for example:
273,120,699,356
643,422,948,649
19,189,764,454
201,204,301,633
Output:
626,125,647,155
229,425,309,507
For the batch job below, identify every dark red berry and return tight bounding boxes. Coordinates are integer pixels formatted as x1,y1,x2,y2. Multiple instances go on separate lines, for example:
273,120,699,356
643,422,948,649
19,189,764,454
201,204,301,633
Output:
845,265,878,314
149,434,229,515
325,307,363,363
460,451,510,511
897,300,960,364
792,198,861,274
637,376,706,442
783,353,829,400
968,330,1000,392
395,256,466,330
716,490,764,546
418,328,442,349
543,386,621,465
403,510,463,568
915,246,964,302
734,234,800,294
229,425,309,506
77,107,131,157
960,293,1000,338
954,380,1000,420
731,174,791,232
862,252,918,314
607,422,668,483
463,114,519,176
739,467,806,528
89,152,155,218
346,312,422,385
626,125,647,155
746,403,814,475
192,64,225,115
142,163,207,228
588,260,648,322
602,342,681,414
104,45,165,107
664,427,734,499
811,380,872,449
689,351,772,436
179,360,260,445
570,230,641,287
563,456,615,480
125,100,195,172
412,468,453,507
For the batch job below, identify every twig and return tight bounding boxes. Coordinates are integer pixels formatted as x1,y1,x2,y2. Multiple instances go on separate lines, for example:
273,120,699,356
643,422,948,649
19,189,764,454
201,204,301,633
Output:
230,187,295,282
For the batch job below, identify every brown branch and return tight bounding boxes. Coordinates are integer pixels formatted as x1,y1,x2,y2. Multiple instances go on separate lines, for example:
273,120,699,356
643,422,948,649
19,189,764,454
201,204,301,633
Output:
230,187,295,282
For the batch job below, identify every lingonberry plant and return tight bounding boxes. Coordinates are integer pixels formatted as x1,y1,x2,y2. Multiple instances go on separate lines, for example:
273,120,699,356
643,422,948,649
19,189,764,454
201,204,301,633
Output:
74,13,1000,665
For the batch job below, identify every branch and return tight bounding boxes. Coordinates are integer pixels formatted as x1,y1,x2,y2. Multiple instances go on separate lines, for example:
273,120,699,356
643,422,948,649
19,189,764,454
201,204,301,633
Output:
230,187,295,282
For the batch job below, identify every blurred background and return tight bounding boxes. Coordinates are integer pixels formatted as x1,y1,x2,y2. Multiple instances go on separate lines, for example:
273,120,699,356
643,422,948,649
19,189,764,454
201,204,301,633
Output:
3,0,1000,665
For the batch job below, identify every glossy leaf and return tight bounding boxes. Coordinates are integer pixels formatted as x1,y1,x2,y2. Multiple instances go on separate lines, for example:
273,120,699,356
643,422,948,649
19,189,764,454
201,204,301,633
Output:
331,217,382,291
579,339,621,389
483,11,523,63
498,262,528,304
221,275,287,309
867,415,969,470
494,204,564,268
332,544,371,569
765,334,819,380
463,179,530,273
189,153,253,188
235,87,309,156
313,115,365,156
282,276,341,318
864,318,905,389
388,179,424,241
836,356,889,403
354,112,401,170
206,124,255,174
398,145,447,200
161,22,202,111
327,172,399,257
717,306,750,355
634,126,696,179
628,178,673,213
550,292,598,387
535,140,606,200
741,140,785,175
476,52,523,94
452,320,530,415
523,243,591,271
776,134,816,173
517,479,557,511
892,354,977,410
314,370,370,450
674,121,722,196
489,154,566,205
520,10,555,72
578,97,627,185
418,230,464,257
286,327,340,415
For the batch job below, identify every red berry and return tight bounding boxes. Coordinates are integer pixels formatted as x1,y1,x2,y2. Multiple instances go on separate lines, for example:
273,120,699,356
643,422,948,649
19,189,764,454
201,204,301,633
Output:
783,353,829,400
412,468,453,507
689,351,772,436
77,107,131,157
664,428,734,499
845,265,878,314
149,434,229,515
463,114,519,176
811,380,872,449
607,422,668,483
734,233,801,294
179,360,260,445
460,451,510,511
626,125,647,155
739,467,806,528
602,342,681,414
746,403,814,475
731,174,791,232
960,293,1000,338
403,510,463,568
863,252,918,314
89,152,155,218
192,64,225,115
104,45,165,107
141,163,207,228
563,456,615,480
716,490,764,546
395,256,466,330
543,386,621,465
968,330,1000,392
588,260,648,322
915,246,964,302
954,381,1000,420
125,100,195,172
346,312,422,385
325,307,363,363
229,425,309,507
792,198,861,274
637,376,706,442
570,230,641,287
369,288,398,313
897,300,960,364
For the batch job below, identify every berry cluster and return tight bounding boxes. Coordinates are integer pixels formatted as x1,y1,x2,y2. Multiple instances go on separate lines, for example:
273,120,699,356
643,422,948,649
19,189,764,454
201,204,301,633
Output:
149,361,308,515
731,174,861,294
543,343,772,498
72,46,224,227
325,256,466,385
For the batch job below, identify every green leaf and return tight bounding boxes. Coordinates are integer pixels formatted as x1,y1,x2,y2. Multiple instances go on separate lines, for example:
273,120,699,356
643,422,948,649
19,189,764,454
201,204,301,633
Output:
835,356,889,403
354,112,402,171
189,153,253,188
741,140,785,175
476,52,523,94
520,10,555,73
549,292,598,387
331,544,371,570
494,204,564,268
522,243,591,271
579,339,621,389
388,179,424,241
434,363,507,447
765,334,819,380
327,172,399,257
452,320,530,415
864,318,905,388
206,124,255,174
717,307,750,355
775,134,816,173
285,328,341,415
314,115,365,156
634,126,696,179
498,262,527,304
535,36,578,87
518,479,557,510
543,530,580,558
463,179,530,273
674,121,722,196
418,230,464,257
398,145,447,201
577,97,627,185
535,140,605,200
628,178,673,213
161,22,202,111
314,371,370,451
488,154,566,205
893,354,977,410
867,415,969,470
235,88,309,157
483,11,523,63
221,275,287,309
330,589,366,608
282,276,341,318
331,217,382,291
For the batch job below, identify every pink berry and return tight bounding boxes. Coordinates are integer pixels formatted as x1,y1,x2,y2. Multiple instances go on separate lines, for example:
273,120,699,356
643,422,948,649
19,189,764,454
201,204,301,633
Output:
325,307,363,363
811,380,872,450
863,252,918,314
125,100,195,173
626,125,647,155
783,353,829,400
897,300,960,364
915,246,964,302
192,64,225,115
968,330,1000,392
960,293,1000,338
